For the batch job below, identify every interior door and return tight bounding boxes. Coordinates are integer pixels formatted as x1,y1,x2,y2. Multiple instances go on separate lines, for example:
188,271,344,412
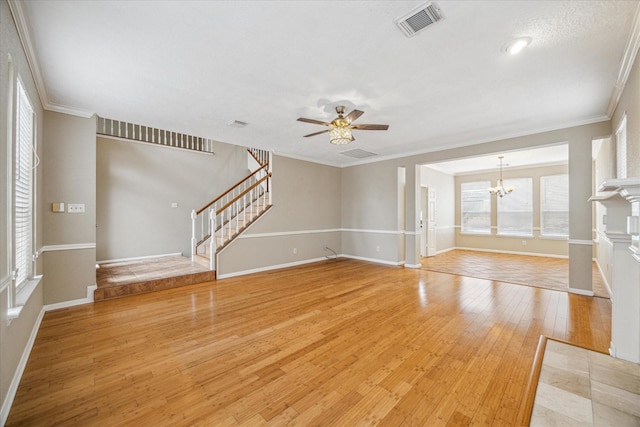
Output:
426,188,437,257
420,187,427,257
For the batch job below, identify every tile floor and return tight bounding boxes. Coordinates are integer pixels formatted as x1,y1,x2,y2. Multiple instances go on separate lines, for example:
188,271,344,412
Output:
530,339,640,426
95,255,215,301
421,250,610,298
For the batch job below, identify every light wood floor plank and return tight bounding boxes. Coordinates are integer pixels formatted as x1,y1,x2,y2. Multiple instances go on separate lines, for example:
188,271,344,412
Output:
6,259,611,426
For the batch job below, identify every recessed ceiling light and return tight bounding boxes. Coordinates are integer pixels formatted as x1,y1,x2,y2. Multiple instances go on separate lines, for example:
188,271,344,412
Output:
502,37,531,55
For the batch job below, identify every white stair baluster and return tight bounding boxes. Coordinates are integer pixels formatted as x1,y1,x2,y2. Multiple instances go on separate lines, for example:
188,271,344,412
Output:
190,209,197,261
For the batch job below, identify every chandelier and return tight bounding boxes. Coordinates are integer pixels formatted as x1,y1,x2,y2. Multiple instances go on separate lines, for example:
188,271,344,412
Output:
489,156,514,197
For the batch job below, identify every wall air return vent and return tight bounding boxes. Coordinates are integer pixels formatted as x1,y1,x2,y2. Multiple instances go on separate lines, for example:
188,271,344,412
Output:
340,149,378,159
395,2,444,38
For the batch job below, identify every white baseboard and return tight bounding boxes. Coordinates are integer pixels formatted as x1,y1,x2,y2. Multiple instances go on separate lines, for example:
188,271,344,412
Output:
404,263,422,268
97,252,182,264
568,287,595,296
434,247,456,256
339,254,405,267
0,307,45,426
217,256,329,279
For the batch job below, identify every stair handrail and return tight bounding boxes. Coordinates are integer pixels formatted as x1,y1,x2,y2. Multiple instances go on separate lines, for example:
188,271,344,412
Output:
217,173,271,214
196,163,269,215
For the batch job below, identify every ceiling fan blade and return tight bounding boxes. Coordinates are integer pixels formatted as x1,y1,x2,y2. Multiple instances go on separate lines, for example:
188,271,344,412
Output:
344,109,364,123
352,124,389,130
297,117,331,126
303,129,330,137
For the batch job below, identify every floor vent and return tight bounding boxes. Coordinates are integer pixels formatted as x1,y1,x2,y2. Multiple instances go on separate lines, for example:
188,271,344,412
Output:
395,2,444,38
340,148,378,159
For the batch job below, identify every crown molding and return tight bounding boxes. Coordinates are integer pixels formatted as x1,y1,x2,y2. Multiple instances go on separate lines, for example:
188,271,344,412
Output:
7,0,94,118
606,2,640,118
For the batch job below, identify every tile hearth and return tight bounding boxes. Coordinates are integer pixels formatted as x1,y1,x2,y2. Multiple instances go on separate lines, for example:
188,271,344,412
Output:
95,255,215,301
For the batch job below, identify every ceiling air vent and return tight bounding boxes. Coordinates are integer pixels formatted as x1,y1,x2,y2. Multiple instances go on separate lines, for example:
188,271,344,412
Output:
340,149,378,159
395,2,444,38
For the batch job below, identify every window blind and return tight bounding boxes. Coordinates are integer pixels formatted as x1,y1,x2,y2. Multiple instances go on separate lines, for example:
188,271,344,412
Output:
497,177,532,236
461,181,491,234
540,174,569,237
15,80,34,290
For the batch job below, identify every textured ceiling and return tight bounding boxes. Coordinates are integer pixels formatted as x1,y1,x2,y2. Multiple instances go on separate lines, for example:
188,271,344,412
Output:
17,0,639,167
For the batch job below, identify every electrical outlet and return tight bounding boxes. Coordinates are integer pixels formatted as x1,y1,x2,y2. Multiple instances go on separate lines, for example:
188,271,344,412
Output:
68,203,85,213
376,246,380,252
522,240,527,246
293,248,297,254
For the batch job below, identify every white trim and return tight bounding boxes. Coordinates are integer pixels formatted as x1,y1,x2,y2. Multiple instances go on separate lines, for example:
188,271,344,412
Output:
0,307,45,426
43,297,93,312
39,243,96,254
568,287,595,297
340,254,405,266
568,239,594,246
0,275,10,293
434,247,457,256
97,252,182,264
217,256,328,279
342,228,404,235
404,231,420,236
593,258,613,297
6,1,94,118
87,284,97,300
606,3,640,117
404,263,421,268
454,246,568,259
239,228,341,239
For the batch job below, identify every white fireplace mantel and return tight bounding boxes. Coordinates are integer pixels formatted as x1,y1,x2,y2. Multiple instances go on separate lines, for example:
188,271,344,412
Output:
590,177,640,363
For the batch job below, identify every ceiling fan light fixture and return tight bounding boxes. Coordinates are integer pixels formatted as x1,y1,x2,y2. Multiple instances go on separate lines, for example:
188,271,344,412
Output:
329,126,352,145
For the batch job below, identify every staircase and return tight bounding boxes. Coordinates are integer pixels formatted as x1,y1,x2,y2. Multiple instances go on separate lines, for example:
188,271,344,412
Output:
191,148,272,270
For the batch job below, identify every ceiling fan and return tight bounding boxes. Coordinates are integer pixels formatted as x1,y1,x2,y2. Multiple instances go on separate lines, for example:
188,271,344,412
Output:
297,106,389,145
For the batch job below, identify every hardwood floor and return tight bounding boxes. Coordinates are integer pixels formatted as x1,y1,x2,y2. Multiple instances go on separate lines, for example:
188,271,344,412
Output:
7,259,611,426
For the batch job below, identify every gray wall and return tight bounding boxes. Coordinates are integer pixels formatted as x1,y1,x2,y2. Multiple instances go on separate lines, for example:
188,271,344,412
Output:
42,111,96,304
455,163,569,256
96,136,248,261
217,155,342,277
421,166,456,253
0,0,45,417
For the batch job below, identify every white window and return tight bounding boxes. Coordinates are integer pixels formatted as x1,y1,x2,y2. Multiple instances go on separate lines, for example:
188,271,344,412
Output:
540,174,569,238
616,114,627,179
461,181,491,234
14,79,35,291
497,177,532,236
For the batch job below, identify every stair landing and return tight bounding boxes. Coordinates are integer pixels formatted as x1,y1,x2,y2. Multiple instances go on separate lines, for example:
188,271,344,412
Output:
95,255,215,301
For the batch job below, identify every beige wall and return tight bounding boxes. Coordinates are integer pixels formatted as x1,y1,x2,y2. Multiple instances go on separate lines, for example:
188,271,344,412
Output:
612,46,640,178
455,163,569,256
96,136,248,261
217,155,342,277
0,0,45,417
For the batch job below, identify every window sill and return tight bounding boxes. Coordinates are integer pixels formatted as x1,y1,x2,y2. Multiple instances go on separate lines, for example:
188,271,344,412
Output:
8,275,42,321
459,232,492,236
496,234,534,239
